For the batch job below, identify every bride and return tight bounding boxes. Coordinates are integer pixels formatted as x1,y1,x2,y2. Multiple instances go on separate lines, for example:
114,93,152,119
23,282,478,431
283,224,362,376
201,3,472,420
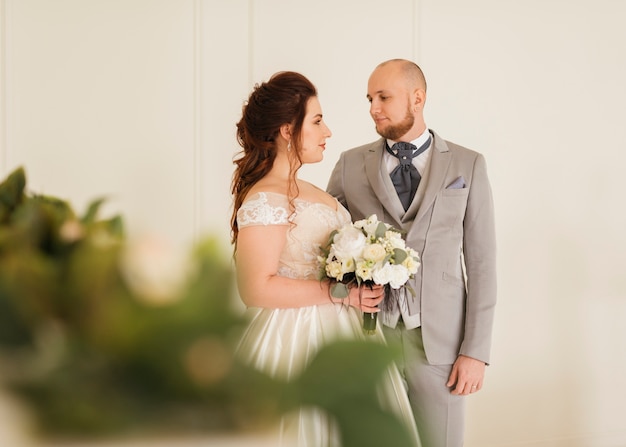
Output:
230,71,420,446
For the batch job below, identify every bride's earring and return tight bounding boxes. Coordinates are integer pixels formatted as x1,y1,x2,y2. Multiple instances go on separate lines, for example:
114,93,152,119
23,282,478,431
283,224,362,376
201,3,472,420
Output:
287,141,291,152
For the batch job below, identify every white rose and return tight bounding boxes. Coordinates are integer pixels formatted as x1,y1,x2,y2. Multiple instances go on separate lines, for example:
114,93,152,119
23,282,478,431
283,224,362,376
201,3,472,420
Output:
373,263,410,289
332,226,366,260
371,263,392,286
362,243,387,262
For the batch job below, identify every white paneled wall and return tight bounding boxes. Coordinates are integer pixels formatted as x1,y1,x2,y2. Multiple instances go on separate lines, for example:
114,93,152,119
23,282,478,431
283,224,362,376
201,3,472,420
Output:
2,0,197,250
196,1,249,248
417,2,626,446
2,1,626,446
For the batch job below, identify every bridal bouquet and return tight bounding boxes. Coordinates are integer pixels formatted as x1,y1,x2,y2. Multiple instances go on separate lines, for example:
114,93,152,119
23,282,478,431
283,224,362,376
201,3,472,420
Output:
318,215,420,334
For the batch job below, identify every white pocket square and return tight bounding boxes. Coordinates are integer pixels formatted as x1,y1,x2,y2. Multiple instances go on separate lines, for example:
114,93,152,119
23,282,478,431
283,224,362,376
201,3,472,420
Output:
446,176,466,189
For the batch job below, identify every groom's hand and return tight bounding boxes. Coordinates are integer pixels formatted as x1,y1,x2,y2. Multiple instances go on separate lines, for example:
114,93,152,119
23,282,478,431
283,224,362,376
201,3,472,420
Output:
447,355,485,395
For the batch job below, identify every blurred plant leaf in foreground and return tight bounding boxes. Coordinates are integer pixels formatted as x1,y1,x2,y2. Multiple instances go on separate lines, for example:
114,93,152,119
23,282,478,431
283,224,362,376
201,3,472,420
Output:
0,167,413,446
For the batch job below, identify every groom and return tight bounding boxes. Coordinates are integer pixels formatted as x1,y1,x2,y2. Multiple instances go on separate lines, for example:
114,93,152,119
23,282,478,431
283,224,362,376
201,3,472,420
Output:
327,59,497,447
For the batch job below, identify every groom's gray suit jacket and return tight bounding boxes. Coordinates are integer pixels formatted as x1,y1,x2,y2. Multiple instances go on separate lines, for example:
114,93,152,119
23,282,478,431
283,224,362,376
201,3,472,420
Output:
327,130,497,365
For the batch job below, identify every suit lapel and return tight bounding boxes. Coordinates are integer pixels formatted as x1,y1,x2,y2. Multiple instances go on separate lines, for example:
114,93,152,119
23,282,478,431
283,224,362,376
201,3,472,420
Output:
364,138,405,224
413,130,451,225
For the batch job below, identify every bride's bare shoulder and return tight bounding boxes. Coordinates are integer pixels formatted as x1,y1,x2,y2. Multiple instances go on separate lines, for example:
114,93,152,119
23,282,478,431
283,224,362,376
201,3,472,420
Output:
245,180,288,201
297,181,337,209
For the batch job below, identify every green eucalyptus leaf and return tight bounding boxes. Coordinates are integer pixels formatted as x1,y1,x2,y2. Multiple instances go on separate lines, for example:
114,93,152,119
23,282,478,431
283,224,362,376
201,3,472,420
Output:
82,197,108,225
406,283,416,297
104,215,125,238
393,248,407,264
330,282,349,299
0,166,26,221
325,229,338,248
374,221,387,239
33,194,76,230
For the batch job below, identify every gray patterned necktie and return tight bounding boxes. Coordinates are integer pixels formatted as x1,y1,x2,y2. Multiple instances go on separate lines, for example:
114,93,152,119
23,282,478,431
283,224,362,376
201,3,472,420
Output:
386,137,431,210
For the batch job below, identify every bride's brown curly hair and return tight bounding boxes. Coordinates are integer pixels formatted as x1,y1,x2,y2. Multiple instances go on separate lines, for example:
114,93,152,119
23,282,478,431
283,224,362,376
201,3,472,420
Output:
230,71,317,246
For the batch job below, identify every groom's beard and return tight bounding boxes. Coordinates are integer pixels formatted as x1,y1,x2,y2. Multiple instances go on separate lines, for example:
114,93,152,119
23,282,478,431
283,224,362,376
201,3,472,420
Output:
375,105,414,141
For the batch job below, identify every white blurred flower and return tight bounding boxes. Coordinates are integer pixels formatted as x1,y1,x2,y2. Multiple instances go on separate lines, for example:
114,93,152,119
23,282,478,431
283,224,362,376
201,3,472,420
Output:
120,233,190,306
331,225,366,260
58,219,84,242
362,243,387,263
385,230,406,249
402,255,420,275
341,257,356,274
352,217,367,229
356,260,374,281
326,259,345,280
372,263,411,289
354,214,384,238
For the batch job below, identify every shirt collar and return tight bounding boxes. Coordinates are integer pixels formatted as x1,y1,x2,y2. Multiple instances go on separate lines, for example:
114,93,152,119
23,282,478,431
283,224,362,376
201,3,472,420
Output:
386,128,431,153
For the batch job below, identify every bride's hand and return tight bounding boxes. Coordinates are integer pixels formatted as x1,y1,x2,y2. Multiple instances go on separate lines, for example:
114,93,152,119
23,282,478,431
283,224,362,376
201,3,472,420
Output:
342,284,384,312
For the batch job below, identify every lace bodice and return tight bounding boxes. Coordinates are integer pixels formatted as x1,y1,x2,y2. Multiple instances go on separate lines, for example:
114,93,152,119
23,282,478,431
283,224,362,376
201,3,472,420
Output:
237,192,351,280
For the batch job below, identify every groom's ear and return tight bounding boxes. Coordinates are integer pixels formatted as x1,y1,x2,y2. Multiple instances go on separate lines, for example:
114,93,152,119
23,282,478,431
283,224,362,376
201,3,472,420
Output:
413,88,426,111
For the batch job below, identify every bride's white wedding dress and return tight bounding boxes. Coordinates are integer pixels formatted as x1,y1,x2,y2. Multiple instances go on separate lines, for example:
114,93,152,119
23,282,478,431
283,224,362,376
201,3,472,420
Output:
236,191,420,446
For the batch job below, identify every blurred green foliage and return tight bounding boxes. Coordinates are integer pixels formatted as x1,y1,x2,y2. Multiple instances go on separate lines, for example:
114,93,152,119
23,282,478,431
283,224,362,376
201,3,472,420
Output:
0,167,414,446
